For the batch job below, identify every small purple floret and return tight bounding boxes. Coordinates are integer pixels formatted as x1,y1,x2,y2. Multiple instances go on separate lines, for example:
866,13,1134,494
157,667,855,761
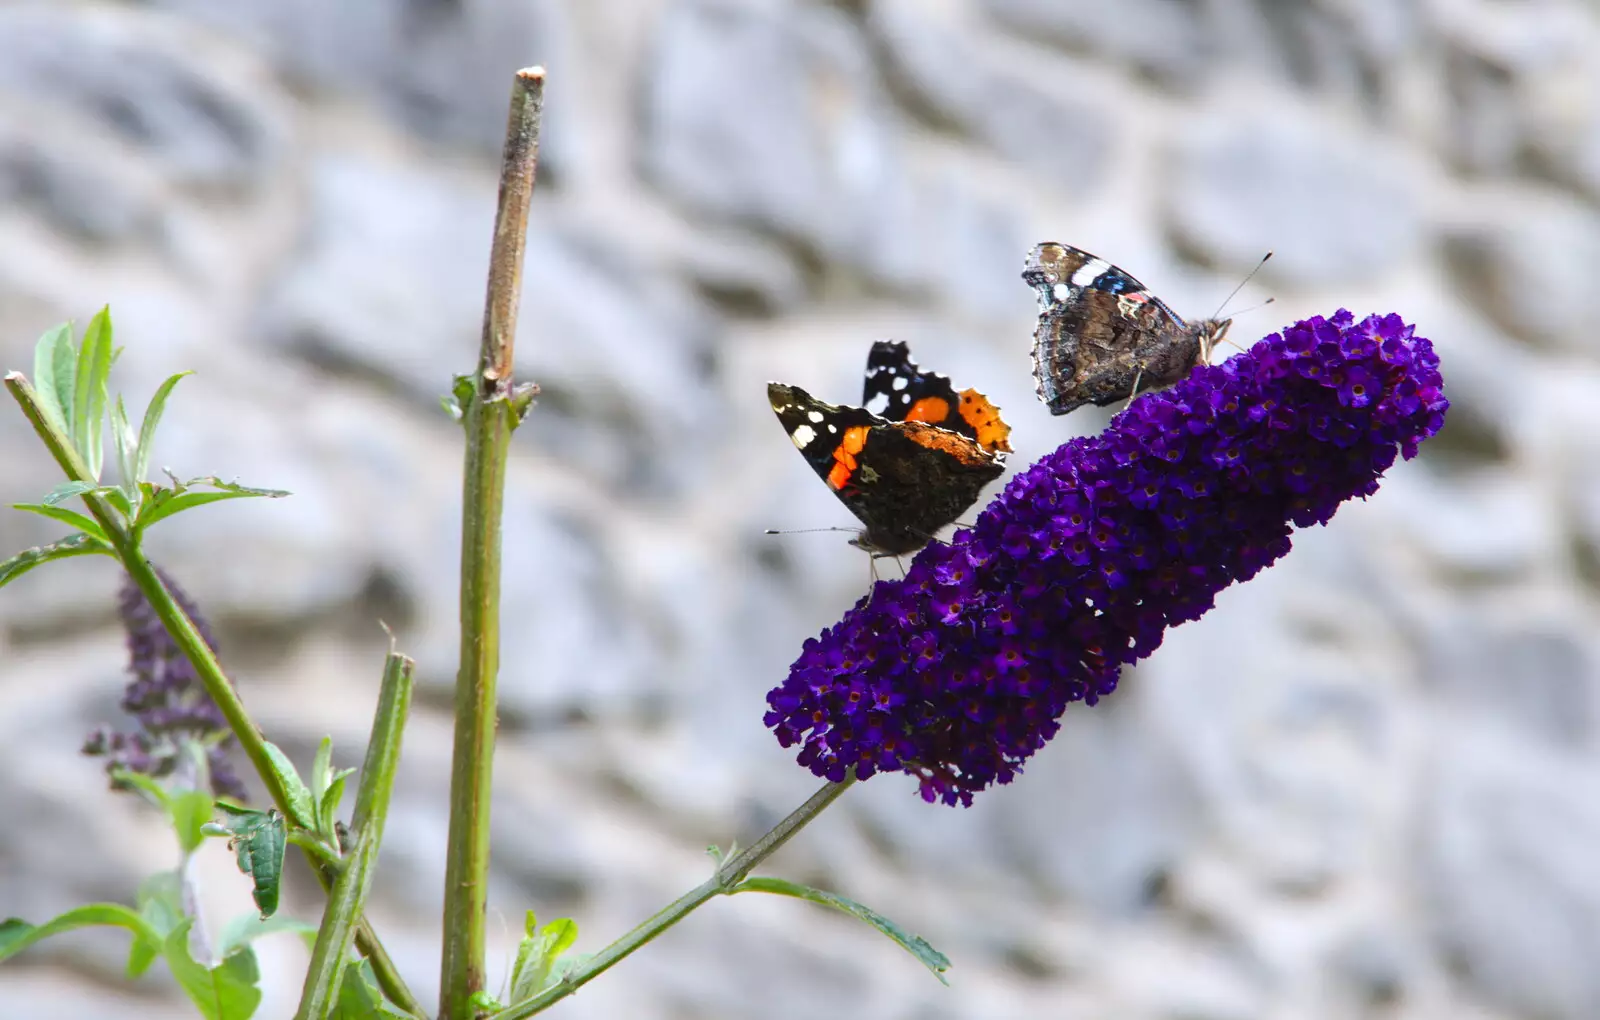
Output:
764,311,1447,806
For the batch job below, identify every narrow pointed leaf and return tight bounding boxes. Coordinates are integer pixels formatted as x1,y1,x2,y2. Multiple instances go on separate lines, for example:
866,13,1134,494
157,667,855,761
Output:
0,534,112,588
135,371,191,483
318,769,355,843
42,480,94,505
311,737,333,811
136,479,290,532
112,395,137,488
259,742,315,829
0,904,162,965
10,503,108,542
31,322,74,434
74,306,113,478
733,877,950,984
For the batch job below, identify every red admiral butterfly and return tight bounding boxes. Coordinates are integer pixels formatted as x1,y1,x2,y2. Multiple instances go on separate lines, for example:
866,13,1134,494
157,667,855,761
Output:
1024,242,1234,415
768,340,1011,556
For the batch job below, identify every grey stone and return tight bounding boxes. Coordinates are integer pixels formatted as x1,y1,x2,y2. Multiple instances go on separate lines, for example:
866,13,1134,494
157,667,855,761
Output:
1443,191,1600,355
1370,465,1557,579
141,0,577,171
1164,101,1422,286
868,0,1116,192
992,689,1202,914
1422,608,1596,748
0,5,286,191
261,150,722,492
1139,555,1407,894
979,0,1208,83
0,113,161,244
1421,729,1600,1019
642,0,1030,318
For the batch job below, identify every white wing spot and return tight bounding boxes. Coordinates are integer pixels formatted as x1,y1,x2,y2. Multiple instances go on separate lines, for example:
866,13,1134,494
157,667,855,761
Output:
828,423,838,433
790,424,817,448
1052,282,1073,304
865,394,889,414
807,410,825,422
1070,257,1111,287
892,376,909,390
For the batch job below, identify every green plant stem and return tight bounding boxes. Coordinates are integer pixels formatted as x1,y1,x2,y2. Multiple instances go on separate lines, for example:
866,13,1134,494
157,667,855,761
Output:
489,775,857,1020
440,65,545,1020
5,372,426,1020
296,651,414,1020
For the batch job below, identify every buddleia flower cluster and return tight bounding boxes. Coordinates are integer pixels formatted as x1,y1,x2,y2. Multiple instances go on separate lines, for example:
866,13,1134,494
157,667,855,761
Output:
83,568,247,801
765,311,1448,805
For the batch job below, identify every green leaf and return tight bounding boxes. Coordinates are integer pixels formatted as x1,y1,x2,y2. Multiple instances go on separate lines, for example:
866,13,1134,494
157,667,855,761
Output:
136,871,187,940
311,737,333,810
733,877,950,984
444,374,475,422
214,913,317,960
74,306,114,479
318,769,355,842
111,769,213,857
170,788,217,856
113,769,173,810
259,741,315,829
508,912,580,1004
31,322,75,434
332,960,413,1020
112,395,137,489
42,480,94,505
163,921,262,1020
214,807,287,919
0,533,109,588
136,478,290,533
508,381,539,428
102,486,134,518
135,371,191,484
0,903,161,966
9,503,108,542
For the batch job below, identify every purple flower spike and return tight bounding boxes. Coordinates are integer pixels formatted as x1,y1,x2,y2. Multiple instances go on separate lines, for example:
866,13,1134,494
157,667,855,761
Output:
764,311,1447,806
83,568,247,801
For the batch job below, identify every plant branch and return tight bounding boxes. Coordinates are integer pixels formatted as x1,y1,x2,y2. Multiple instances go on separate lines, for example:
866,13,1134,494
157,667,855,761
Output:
296,651,414,1020
440,65,546,1020
5,372,426,1019
490,776,856,1020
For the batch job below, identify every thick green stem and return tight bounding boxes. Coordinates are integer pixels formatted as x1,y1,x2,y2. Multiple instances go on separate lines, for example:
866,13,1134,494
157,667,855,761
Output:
489,776,856,1020
296,652,414,1020
440,66,545,1020
5,373,426,1019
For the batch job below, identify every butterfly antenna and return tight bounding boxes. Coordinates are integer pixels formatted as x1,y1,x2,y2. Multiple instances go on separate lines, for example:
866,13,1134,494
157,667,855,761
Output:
1210,251,1273,322
763,526,859,536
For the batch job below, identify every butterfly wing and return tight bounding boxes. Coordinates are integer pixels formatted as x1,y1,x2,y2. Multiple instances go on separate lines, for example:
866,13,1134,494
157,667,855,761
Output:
862,340,1012,453
1024,242,1202,415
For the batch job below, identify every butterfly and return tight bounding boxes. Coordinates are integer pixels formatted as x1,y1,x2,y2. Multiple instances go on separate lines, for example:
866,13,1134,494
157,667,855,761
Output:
768,340,1011,556
1023,242,1233,415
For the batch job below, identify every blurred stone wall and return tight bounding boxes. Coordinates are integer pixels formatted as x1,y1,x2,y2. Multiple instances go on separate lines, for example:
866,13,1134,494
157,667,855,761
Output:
1,0,1598,1017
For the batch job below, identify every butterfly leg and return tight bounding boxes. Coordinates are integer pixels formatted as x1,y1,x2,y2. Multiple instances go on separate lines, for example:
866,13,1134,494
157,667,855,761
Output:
1123,368,1146,411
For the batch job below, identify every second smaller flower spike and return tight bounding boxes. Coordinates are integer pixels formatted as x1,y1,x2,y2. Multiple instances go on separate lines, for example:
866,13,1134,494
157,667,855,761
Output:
765,311,1448,806
84,568,247,801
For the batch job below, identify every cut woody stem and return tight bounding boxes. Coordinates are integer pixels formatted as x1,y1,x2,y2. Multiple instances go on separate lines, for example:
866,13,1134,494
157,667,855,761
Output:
439,65,545,1020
